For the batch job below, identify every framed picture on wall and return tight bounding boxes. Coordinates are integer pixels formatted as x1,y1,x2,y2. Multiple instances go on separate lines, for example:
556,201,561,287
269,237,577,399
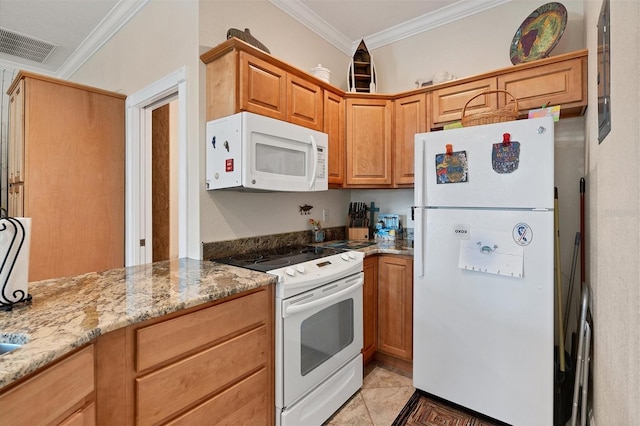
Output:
597,0,611,143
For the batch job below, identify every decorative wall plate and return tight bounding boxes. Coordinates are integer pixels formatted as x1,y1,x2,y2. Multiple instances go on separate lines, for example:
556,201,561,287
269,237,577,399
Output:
510,2,567,64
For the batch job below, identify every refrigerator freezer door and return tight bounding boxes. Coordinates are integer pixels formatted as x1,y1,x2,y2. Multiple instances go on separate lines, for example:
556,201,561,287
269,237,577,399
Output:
413,208,554,425
414,116,554,209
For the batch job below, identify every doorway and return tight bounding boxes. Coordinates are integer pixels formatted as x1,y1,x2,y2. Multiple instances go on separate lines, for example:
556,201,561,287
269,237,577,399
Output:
150,99,178,262
125,67,187,266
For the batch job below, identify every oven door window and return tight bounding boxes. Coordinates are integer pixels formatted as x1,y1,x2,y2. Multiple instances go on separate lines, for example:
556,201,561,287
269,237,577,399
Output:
300,299,354,376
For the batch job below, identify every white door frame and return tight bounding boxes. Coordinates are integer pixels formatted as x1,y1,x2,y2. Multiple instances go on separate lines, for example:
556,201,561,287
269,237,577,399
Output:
125,67,187,266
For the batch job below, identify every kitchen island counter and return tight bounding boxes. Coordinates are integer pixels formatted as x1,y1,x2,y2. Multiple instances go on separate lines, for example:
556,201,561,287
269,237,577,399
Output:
0,258,276,390
357,240,414,257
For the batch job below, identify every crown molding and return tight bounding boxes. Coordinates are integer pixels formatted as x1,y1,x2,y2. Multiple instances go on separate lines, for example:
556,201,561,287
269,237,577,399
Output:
57,0,150,79
364,0,512,50
268,0,354,55
270,0,511,55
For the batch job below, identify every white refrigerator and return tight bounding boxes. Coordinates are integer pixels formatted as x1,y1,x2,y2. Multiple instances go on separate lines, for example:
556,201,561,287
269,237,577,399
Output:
413,116,555,425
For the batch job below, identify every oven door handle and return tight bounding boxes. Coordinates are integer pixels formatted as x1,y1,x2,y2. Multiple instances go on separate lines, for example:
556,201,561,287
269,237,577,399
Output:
283,278,363,318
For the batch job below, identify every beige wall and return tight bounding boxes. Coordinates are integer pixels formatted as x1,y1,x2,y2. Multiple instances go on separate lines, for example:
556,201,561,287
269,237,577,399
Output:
198,0,350,244
69,0,202,258
371,1,585,94
585,0,640,423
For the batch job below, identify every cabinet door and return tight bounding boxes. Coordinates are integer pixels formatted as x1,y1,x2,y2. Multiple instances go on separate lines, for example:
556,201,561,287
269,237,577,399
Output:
239,51,287,121
8,79,25,184
498,57,586,115
377,255,413,361
394,93,426,187
362,256,378,364
345,97,392,187
324,91,345,186
287,74,323,131
431,77,497,127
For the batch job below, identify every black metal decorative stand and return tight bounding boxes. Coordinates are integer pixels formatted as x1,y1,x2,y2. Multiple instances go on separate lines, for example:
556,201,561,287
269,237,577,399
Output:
1,215,32,311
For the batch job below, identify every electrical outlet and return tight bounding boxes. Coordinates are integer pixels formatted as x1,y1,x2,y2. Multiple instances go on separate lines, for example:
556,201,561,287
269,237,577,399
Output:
322,209,330,223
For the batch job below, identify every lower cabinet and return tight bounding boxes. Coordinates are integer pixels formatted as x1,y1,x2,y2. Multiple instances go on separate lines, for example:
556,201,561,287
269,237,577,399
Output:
96,286,275,425
362,254,413,374
0,345,96,426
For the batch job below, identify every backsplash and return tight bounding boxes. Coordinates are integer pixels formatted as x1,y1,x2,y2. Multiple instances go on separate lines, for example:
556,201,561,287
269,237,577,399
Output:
202,226,346,259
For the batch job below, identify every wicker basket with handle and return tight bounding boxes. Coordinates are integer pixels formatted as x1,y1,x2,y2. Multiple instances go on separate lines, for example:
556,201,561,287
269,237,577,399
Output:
461,90,519,127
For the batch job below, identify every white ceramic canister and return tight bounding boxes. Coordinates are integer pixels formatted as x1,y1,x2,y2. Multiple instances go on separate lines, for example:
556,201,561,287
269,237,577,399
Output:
310,64,331,83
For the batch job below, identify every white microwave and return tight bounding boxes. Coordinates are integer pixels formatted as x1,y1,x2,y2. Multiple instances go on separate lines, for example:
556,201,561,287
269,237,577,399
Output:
205,112,328,192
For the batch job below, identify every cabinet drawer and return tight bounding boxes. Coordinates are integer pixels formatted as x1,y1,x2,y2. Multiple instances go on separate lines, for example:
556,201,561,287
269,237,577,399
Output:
167,368,270,426
431,77,497,126
136,289,268,371
136,325,268,425
0,345,95,426
498,57,586,114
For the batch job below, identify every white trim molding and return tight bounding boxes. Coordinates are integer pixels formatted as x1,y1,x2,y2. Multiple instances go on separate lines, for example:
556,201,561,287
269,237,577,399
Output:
125,66,188,266
58,0,150,79
270,0,512,55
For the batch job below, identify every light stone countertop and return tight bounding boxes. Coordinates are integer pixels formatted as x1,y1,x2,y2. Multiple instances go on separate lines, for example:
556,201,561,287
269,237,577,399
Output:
0,258,276,391
0,241,411,391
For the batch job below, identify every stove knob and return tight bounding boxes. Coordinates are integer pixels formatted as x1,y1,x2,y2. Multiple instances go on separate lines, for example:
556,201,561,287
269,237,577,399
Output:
348,252,356,259
296,265,306,274
341,253,349,261
285,267,296,277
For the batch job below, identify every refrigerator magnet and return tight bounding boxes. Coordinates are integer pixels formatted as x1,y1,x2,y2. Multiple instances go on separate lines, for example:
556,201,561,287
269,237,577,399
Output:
492,133,520,174
435,150,468,184
513,223,533,246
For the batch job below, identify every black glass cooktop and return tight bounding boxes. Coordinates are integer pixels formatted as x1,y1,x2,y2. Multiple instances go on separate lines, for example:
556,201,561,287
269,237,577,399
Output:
211,245,344,272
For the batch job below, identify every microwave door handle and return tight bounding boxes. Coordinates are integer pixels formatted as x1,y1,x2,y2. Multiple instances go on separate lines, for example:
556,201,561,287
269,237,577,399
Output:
309,134,318,189
283,279,363,318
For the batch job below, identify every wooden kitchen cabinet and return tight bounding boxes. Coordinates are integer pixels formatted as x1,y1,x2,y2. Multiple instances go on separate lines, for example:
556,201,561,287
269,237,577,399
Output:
362,255,378,364
393,93,426,187
202,41,323,131
324,90,345,186
8,79,25,185
0,345,96,425
498,56,587,117
345,96,393,187
96,286,274,426
430,77,497,128
377,255,413,372
6,72,125,282
239,51,287,121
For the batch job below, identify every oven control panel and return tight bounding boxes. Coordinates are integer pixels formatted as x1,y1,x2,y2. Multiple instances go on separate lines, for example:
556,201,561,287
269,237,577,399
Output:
271,251,364,299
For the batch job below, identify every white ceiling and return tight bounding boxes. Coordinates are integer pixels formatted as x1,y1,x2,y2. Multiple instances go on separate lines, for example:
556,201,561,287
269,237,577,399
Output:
0,0,509,78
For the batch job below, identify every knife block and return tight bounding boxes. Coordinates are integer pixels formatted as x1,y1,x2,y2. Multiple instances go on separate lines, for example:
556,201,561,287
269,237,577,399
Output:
347,227,369,241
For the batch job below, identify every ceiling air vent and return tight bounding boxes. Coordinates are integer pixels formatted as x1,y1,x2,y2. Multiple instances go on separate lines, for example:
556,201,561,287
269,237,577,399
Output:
0,28,57,63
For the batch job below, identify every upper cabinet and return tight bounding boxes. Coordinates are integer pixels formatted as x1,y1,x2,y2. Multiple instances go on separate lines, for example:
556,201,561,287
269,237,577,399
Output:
345,96,393,187
497,56,586,116
431,77,497,128
394,93,426,187
428,49,587,130
202,41,587,188
324,90,345,187
202,40,326,131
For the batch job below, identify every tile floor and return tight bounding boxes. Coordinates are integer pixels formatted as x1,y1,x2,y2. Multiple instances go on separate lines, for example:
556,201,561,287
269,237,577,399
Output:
324,364,415,426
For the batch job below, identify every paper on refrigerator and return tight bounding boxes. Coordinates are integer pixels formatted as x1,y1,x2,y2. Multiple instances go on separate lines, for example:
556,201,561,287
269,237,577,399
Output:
458,231,524,278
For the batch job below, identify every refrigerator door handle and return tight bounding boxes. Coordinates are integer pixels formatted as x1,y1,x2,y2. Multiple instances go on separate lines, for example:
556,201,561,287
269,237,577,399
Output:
414,206,425,278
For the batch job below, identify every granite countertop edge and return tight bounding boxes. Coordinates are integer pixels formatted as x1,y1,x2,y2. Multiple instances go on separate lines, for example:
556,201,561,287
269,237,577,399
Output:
0,241,411,390
0,258,276,391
